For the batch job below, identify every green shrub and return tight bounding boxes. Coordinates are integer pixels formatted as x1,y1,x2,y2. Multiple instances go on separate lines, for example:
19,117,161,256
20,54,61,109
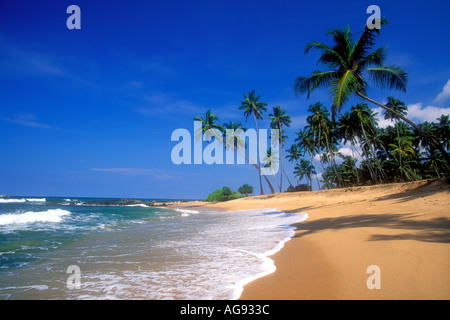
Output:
205,186,244,202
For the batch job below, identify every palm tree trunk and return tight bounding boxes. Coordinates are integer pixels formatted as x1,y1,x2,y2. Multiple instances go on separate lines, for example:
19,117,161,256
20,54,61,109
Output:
350,141,360,185
280,139,283,193
357,136,378,183
253,113,264,195
396,121,404,182
283,167,294,188
360,121,387,183
356,91,450,163
234,142,276,194
324,132,342,187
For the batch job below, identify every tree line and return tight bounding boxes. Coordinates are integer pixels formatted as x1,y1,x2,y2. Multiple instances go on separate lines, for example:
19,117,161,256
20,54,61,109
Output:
194,18,449,194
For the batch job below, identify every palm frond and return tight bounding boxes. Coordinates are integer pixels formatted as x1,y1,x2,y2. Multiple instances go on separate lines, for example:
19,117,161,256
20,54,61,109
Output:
294,70,338,98
366,65,408,92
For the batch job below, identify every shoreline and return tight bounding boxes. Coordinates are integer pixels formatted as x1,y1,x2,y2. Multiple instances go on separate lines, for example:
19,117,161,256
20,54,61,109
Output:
171,178,450,300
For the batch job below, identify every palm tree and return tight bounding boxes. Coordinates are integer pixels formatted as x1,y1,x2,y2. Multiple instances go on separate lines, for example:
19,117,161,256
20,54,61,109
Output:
384,97,408,181
337,111,360,185
268,106,292,192
223,121,276,194
263,147,280,190
435,115,450,151
223,121,247,151
306,102,342,187
239,89,269,194
294,20,449,162
286,144,302,163
294,159,315,190
350,102,387,183
193,110,225,141
295,128,323,189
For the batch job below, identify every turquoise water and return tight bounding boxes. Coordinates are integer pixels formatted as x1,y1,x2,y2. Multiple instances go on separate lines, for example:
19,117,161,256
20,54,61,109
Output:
0,197,307,300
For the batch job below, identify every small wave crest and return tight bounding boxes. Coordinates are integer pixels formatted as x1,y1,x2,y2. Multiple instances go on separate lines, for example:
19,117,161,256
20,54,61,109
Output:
26,198,46,202
173,208,200,215
0,198,27,203
0,209,71,225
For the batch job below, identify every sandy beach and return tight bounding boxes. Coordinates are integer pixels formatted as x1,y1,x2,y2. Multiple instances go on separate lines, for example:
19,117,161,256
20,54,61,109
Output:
172,178,450,300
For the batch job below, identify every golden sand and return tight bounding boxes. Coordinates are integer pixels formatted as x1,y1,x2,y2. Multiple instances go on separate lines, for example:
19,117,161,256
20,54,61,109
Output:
171,178,450,300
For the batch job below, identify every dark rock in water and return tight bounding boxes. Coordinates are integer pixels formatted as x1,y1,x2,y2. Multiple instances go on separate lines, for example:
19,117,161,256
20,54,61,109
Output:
83,199,153,206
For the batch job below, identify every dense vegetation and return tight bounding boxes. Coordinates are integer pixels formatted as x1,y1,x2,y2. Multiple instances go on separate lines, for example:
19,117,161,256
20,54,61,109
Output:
205,186,244,202
197,19,449,195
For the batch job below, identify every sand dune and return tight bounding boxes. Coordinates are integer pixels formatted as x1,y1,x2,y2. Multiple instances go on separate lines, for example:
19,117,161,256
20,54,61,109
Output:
173,178,450,299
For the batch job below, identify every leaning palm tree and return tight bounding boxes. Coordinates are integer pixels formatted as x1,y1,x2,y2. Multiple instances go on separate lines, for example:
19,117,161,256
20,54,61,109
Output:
222,121,276,194
384,97,408,181
268,106,292,192
294,20,449,162
239,89,269,194
263,147,280,190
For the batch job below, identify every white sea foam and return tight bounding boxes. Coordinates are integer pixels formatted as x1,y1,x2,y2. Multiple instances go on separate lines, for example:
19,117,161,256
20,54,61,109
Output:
0,198,26,203
173,208,200,214
25,198,46,202
0,209,71,225
125,204,149,208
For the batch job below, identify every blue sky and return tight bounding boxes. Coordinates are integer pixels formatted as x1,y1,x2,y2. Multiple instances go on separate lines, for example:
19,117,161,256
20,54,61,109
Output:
0,0,449,199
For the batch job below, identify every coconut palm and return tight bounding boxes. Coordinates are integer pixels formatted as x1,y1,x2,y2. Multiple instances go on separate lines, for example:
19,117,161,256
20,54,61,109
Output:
193,110,225,141
263,147,280,189
337,111,360,185
269,106,292,192
384,97,408,181
223,121,247,151
223,121,276,194
306,102,342,187
286,144,302,163
295,128,323,188
239,89,269,194
294,20,449,162
350,102,388,183
294,159,315,190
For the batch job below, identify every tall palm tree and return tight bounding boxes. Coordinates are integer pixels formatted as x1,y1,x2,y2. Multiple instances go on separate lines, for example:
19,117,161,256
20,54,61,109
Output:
306,102,342,187
295,128,322,189
294,159,315,190
294,20,449,162
223,121,247,150
263,147,280,190
337,111,360,185
435,114,450,151
193,110,225,141
223,121,276,194
268,106,292,192
286,144,302,163
384,97,408,181
239,89,269,194
350,103,387,183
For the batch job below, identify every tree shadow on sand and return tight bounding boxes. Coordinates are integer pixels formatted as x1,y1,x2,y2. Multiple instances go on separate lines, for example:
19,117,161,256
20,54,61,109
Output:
290,213,450,243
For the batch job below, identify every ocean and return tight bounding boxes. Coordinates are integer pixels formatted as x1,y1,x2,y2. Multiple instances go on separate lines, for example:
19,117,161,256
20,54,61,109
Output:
0,196,307,300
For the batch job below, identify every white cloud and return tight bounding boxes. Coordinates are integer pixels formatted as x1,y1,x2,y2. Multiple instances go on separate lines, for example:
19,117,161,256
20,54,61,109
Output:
372,107,395,128
3,113,59,130
434,79,450,103
373,103,450,127
407,103,450,123
135,93,205,117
